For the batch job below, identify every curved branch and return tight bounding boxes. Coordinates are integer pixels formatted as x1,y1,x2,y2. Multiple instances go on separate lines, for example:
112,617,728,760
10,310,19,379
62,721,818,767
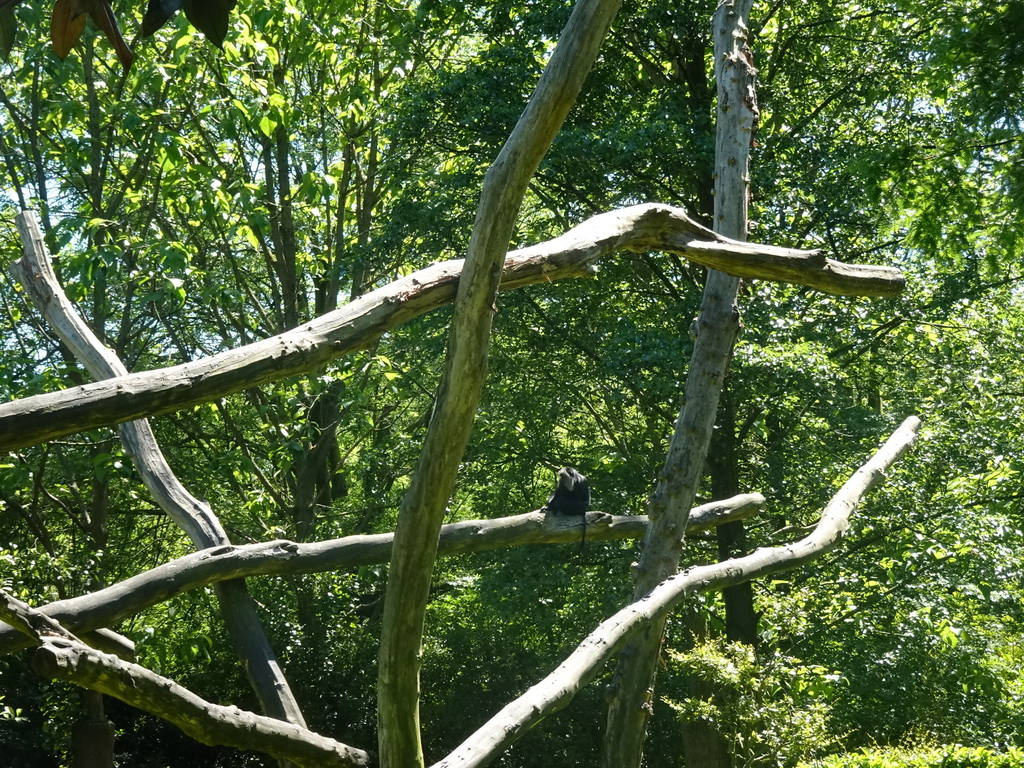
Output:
0,590,368,766
10,211,309,726
432,416,921,768
32,638,369,768
1,204,903,452
377,0,626,761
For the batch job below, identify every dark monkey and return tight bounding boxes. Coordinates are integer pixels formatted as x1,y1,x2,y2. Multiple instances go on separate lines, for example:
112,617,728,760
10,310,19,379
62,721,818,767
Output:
543,467,590,549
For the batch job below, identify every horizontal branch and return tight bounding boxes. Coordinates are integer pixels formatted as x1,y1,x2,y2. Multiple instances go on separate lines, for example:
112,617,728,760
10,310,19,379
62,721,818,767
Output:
433,416,921,768
0,494,765,656
1,205,903,451
32,637,369,767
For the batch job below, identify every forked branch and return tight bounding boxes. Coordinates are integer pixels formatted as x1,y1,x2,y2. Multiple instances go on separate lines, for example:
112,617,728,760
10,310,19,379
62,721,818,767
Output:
0,590,368,767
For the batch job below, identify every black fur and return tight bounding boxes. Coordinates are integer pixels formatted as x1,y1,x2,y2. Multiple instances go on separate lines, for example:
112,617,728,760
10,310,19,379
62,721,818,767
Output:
543,467,590,552
543,467,590,516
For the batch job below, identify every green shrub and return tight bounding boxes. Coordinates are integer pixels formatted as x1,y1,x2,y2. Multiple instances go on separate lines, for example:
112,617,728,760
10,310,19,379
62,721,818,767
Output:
800,745,1024,768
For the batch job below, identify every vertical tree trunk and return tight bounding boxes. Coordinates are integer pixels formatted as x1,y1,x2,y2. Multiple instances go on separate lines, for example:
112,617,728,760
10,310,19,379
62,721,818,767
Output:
711,388,758,648
600,2,758,766
679,610,732,768
71,690,114,768
682,386,757,768
374,2,621,765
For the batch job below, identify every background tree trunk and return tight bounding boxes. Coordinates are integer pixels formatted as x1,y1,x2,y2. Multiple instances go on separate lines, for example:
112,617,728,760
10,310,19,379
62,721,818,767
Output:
601,1,758,765
682,385,759,768
712,385,758,647
71,690,114,768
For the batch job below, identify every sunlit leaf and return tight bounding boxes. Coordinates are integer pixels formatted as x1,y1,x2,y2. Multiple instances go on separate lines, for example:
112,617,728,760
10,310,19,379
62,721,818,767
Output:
258,115,277,137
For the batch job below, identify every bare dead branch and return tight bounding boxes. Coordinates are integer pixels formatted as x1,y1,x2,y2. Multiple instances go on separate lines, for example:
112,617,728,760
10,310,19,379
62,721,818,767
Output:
1,205,903,452
0,588,78,642
31,637,370,768
4,589,368,764
0,494,765,656
432,417,920,768
0,590,135,661
378,0,628,755
10,210,309,726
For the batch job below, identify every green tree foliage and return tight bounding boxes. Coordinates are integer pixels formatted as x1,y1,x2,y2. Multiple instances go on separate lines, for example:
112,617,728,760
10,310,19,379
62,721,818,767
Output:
802,745,1024,768
0,0,1023,764
664,639,844,767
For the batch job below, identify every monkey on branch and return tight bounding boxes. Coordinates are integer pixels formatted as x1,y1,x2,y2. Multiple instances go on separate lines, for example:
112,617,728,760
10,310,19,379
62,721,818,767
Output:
543,467,591,550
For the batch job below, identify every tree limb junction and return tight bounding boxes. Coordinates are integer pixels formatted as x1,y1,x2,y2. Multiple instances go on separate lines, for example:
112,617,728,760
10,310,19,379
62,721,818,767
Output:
433,416,921,768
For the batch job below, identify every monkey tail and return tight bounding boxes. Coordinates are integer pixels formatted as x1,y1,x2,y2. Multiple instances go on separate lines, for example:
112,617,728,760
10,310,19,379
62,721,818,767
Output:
578,512,587,559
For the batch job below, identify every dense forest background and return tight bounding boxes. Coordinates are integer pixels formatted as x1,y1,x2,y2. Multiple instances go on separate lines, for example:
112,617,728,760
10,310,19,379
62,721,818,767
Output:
0,0,1023,765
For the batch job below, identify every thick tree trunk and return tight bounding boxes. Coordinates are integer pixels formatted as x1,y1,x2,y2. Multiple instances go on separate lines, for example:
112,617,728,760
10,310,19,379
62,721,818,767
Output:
600,2,758,766
374,0,622,764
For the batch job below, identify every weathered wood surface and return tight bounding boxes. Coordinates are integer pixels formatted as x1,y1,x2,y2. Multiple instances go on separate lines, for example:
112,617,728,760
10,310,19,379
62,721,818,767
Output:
10,211,309,726
0,494,765,656
1,204,904,452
